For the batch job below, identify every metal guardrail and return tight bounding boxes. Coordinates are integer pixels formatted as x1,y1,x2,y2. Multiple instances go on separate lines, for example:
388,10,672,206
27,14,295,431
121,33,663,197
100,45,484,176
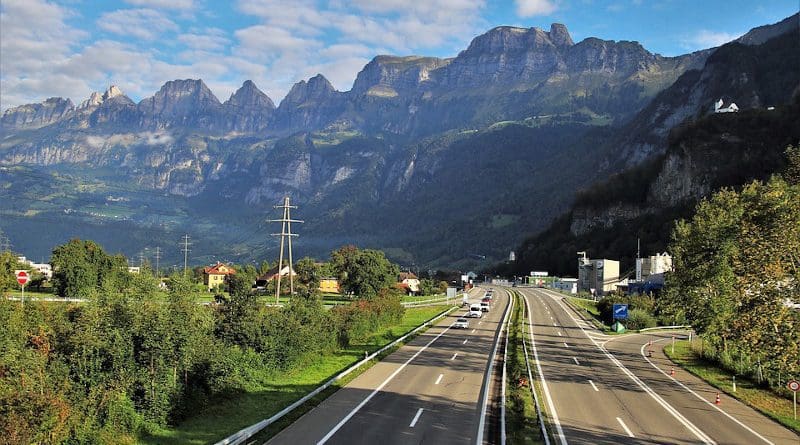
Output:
476,289,513,444
519,291,552,445
215,304,460,445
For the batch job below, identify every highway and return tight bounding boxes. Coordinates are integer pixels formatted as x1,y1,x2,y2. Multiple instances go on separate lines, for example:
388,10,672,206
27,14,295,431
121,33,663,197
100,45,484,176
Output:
267,287,510,445
520,287,800,445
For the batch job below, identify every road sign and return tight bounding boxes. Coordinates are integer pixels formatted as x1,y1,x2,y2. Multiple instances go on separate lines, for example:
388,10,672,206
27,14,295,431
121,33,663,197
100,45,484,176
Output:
789,380,800,392
15,270,29,286
612,303,628,320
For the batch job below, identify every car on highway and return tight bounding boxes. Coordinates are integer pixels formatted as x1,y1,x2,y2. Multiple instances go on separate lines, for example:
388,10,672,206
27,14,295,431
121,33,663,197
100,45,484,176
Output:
468,304,483,317
480,302,490,312
453,318,469,329
481,296,491,303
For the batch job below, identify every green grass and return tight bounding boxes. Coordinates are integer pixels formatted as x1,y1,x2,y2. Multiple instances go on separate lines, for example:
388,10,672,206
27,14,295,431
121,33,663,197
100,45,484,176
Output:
566,297,600,318
139,305,452,445
506,292,544,444
400,294,447,303
665,340,800,433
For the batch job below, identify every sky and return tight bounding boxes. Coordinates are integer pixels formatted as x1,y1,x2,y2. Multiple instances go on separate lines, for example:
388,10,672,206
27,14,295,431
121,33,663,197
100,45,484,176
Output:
1,0,797,111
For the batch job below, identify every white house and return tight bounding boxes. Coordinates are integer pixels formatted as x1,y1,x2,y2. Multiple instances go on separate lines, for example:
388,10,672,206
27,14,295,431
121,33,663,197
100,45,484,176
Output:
714,98,739,113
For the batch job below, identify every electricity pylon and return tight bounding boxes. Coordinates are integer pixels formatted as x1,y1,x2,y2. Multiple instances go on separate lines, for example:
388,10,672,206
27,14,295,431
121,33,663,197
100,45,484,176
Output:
270,196,303,303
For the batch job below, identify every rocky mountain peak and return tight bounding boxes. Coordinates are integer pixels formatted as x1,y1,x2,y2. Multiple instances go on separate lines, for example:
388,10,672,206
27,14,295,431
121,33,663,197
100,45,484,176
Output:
549,23,573,48
79,91,104,109
226,80,275,110
281,74,336,106
1,97,75,129
103,85,124,101
351,55,450,96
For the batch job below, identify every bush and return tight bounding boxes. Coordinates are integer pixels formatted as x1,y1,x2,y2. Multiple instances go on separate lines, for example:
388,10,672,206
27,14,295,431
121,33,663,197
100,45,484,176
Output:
625,309,657,330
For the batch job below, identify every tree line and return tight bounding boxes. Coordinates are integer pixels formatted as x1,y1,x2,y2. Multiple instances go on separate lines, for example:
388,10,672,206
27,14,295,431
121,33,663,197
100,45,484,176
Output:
0,243,407,443
659,145,800,390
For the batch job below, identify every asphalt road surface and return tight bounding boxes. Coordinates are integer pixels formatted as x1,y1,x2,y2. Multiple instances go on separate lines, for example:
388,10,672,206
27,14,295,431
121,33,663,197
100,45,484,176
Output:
521,287,800,445
267,287,509,445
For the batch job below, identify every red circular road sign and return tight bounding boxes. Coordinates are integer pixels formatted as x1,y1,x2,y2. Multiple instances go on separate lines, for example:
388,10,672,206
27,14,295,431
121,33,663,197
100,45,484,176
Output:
15,270,29,286
789,380,800,392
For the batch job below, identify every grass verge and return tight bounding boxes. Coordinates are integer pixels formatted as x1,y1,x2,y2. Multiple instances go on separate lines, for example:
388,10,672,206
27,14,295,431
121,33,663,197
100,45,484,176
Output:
506,292,544,445
665,340,800,433
139,305,452,445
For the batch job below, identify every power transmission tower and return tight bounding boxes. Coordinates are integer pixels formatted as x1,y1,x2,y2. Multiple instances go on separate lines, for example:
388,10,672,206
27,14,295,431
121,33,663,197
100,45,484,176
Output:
154,246,161,278
0,233,12,252
269,196,303,303
181,235,192,275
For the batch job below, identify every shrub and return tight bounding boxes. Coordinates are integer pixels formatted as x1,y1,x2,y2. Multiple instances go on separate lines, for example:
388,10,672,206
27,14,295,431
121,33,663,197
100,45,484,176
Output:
625,309,657,330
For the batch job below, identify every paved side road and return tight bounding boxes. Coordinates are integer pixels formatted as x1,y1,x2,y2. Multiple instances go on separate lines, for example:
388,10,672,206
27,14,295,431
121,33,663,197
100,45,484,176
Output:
267,288,509,445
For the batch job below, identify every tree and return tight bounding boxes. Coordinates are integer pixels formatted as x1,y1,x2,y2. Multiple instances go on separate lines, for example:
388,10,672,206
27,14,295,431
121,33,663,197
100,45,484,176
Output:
294,257,320,293
50,239,129,298
331,246,398,299
0,251,31,293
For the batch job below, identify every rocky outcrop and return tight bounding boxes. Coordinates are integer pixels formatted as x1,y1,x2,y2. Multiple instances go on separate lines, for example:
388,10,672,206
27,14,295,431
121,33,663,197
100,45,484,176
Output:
1,97,75,129
222,80,275,133
137,79,223,130
273,74,346,132
351,56,450,96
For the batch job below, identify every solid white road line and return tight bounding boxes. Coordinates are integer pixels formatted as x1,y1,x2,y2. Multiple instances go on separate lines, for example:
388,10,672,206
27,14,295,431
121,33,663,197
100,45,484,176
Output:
639,339,775,445
523,292,568,445
451,352,458,361
573,357,580,365
409,408,424,428
435,374,443,385
463,338,468,344
589,380,599,392
317,319,454,444
617,417,635,437
536,288,716,445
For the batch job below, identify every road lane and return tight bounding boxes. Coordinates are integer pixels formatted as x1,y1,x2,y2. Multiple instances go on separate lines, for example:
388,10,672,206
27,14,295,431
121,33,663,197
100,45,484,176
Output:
531,287,800,445
604,331,800,445
267,287,509,445
520,287,707,444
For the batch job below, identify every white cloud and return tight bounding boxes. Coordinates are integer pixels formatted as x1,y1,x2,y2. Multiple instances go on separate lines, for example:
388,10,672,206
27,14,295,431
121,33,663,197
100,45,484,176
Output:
125,0,195,9
97,8,179,41
516,0,557,17
682,29,740,50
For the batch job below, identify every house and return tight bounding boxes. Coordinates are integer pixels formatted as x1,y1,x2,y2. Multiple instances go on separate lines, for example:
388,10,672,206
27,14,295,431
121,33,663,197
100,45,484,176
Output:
396,272,421,295
319,277,340,294
17,256,53,279
552,278,578,294
128,266,140,274
255,265,297,287
203,262,236,291
714,98,739,113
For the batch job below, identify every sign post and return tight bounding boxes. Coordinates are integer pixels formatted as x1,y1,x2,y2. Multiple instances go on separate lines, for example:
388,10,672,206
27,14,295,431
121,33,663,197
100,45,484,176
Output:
15,270,29,306
788,380,799,420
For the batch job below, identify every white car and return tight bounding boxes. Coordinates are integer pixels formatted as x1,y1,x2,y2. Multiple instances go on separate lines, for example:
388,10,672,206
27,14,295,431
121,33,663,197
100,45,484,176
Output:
453,318,469,329
468,304,483,318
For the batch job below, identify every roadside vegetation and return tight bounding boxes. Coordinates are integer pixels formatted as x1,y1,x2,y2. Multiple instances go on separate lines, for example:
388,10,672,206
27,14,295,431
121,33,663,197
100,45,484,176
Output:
666,340,800,433
506,292,543,444
658,146,800,424
0,241,440,444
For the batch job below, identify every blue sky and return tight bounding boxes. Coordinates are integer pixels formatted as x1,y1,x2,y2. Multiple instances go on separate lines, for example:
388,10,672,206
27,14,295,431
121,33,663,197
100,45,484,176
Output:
1,0,797,111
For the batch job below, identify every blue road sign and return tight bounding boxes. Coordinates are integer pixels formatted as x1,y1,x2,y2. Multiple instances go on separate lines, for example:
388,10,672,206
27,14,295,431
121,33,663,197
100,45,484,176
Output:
613,304,628,320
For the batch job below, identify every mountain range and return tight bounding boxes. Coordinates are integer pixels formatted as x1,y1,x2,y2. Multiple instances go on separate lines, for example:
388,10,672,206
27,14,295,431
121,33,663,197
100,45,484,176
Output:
1,14,797,270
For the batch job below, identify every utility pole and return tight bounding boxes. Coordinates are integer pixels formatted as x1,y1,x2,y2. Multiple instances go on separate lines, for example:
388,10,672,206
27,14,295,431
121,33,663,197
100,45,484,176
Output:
181,235,192,275
270,196,303,303
0,235,12,252
154,246,161,278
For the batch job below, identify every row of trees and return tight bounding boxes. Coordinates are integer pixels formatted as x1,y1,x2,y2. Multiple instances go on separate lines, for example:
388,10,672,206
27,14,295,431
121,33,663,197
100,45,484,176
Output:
659,146,800,388
1,243,406,443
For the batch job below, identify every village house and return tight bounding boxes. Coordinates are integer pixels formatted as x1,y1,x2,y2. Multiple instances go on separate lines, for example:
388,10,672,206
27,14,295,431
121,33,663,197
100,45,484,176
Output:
203,262,236,291
319,277,340,294
255,265,297,288
396,272,421,295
